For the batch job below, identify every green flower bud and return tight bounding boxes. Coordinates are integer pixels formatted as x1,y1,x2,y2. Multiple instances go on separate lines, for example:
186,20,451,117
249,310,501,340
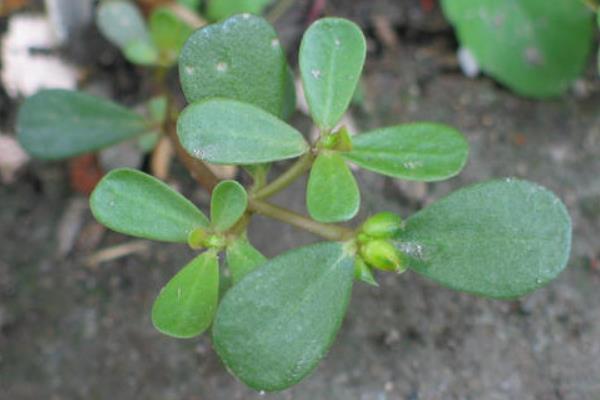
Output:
360,212,404,239
359,239,406,273
187,228,226,250
187,227,208,250
205,234,226,249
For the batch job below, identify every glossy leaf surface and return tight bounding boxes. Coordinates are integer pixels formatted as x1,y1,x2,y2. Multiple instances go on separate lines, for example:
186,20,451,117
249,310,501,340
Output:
398,179,572,299
17,90,148,160
90,168,208,242
152,250,219,338
179,14,294,119
213,242,355,391
300,18,366,130
177,99,308,164
343,123,469,182
307,152,360,222
226,235,267,284
210,180,248,232
442,0,593,98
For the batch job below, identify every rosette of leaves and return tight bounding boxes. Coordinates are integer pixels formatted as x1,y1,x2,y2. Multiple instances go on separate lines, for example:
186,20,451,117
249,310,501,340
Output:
86,15,573,392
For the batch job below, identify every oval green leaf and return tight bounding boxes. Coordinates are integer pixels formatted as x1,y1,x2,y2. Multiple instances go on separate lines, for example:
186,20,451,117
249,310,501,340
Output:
299,18,366,130
90,168,208,242
226,235,267,284
179,14,295,119
397,179,572,299
307,152,360,222
152,250,219,338
177,99,308,164
210,180,248,232
442,0,594,98
205,0,273,21
342,123,469,182
96,0,158,65
17,89,149,160
213,242,355,391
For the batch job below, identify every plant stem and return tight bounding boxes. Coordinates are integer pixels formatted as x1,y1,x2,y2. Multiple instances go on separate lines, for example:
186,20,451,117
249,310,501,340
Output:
266,0,296,22
253,153,314,200
248,199,354,241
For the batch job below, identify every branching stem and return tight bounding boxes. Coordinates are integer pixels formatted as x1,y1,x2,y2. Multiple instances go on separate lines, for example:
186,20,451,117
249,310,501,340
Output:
253,152,315,200
248,199,354,241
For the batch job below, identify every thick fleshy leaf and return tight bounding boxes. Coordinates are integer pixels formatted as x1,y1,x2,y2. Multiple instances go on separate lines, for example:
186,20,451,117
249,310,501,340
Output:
90,168,208,242
442,0,593,98
152,250,219,338
96,1,158,65
213,242,355,391
205,0,273,21
149,7,194,65
179,14,295,119
226,235,267,284
342,123,469,182
17,90,148,160
299,18,366,130
177,99,308,164
210,180,248,232
397,179,572,299
307,152,360,222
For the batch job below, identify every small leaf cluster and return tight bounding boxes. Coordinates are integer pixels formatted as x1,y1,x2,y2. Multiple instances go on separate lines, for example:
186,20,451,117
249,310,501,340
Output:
14,10,573,392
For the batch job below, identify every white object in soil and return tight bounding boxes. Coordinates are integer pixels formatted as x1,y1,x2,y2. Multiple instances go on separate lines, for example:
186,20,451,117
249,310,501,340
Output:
457,47,480,78
1,15,78,97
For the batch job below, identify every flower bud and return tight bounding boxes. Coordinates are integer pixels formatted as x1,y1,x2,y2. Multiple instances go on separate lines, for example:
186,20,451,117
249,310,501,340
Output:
187,227,208,249
359,239,406,273
187,228,226,250
360,212,403,239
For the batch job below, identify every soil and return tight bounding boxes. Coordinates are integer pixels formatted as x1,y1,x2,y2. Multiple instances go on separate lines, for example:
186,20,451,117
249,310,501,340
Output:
1,1,600,399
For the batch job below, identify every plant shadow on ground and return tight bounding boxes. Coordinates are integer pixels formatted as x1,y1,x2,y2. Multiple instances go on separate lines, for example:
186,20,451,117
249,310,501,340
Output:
1,0,600,399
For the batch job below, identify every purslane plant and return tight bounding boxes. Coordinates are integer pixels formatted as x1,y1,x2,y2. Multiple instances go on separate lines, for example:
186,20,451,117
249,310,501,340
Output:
17,14,572,392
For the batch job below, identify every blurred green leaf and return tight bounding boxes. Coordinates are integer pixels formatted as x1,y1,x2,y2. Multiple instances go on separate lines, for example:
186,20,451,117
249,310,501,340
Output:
96,0,159,65
213,242,355,391
152,250,219,338
149,7,194,65
398,179,572,299
442,0,594,98
123,39,160,65
177,99,308,164
17,89,148,160
179,14,295,119
300,18,366,130
205,0,273,21
226,235,266,284
307,152,360,222
343,123,469,182
90,168,208,242
210,180,248,232
178,0,202,11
